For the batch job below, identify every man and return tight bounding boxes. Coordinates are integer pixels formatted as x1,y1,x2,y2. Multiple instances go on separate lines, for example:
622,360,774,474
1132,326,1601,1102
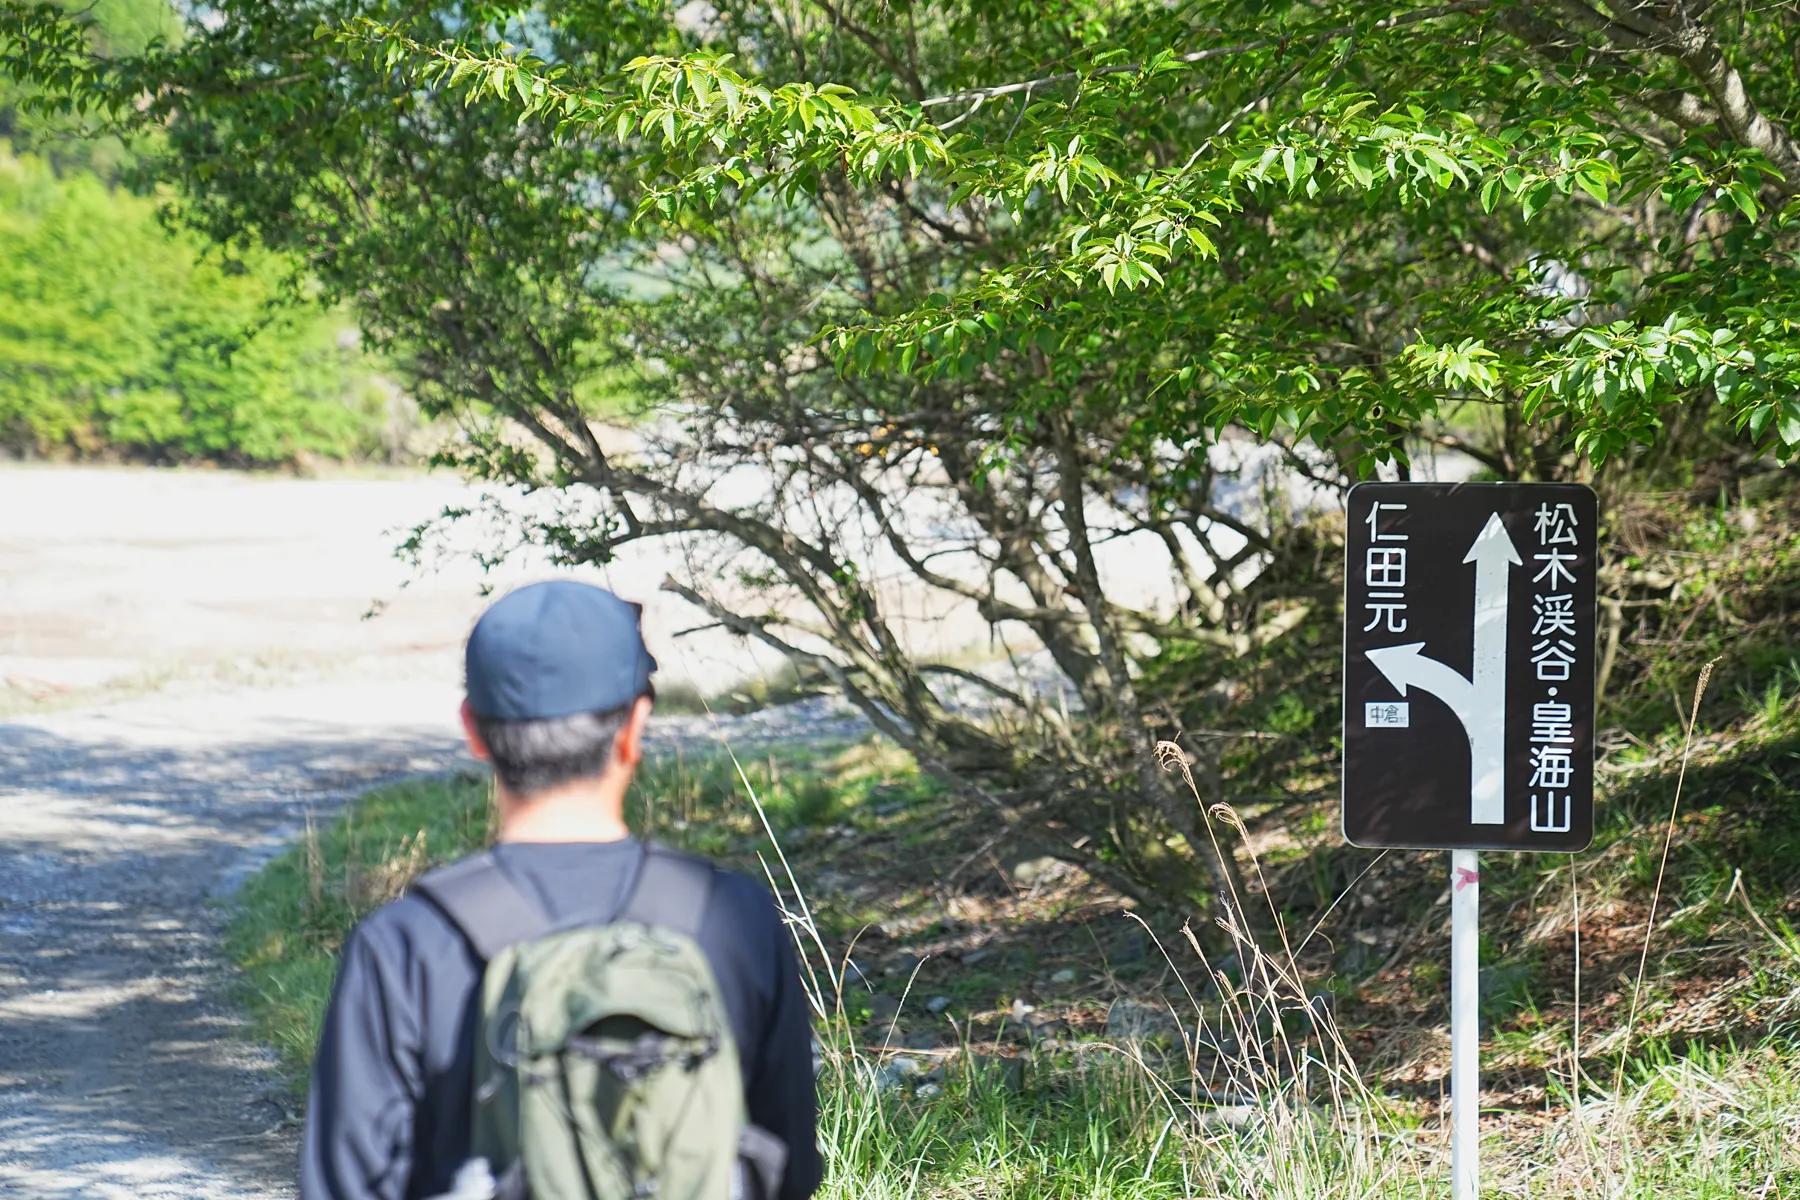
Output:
302,580,822,1199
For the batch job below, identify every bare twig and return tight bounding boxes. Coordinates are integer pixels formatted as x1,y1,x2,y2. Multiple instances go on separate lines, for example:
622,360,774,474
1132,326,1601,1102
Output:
1725,868,1800,962
1295,849,1391,957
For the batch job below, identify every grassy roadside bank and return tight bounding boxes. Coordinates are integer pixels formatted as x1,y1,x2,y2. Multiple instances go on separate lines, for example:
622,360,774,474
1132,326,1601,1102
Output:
225,736,1800,1197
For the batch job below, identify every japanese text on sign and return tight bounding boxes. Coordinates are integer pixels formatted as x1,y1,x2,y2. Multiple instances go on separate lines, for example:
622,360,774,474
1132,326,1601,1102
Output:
1527,502,1581,833
1366,701,1411,728
1363,501,1408,634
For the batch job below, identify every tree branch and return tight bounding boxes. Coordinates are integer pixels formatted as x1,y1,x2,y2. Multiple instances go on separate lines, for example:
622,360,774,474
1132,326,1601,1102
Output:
917,663,1034,712
1423,431,1512,477
1495,6,1722,139
1662,12,1800,194
813,0,926,101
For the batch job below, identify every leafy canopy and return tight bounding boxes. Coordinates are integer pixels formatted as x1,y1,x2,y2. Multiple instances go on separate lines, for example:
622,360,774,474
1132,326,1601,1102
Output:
319,0,1800,472
7,3,1800,472
6,1,1800,901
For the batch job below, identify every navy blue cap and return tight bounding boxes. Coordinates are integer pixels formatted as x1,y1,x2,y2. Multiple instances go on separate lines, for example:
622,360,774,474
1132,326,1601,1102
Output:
465,581,657,719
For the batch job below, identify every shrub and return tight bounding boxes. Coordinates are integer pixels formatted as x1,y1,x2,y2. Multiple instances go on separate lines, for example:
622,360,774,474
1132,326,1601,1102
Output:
0,151,391,465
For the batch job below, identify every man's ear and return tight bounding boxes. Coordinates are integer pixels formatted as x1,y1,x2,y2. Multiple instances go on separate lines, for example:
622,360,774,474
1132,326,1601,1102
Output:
460,699,492,763
614,693,654,770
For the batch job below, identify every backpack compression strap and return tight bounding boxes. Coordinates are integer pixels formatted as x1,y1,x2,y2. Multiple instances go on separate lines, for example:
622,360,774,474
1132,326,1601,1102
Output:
412,851,553,962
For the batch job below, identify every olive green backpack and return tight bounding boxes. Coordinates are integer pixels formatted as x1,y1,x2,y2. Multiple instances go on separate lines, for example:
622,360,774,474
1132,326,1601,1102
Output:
415,845,788,1200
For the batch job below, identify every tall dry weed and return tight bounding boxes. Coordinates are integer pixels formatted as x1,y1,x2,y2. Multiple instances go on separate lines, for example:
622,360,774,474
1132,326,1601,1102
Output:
715,667,1795,1198
344,827,430,911
303,810,325,920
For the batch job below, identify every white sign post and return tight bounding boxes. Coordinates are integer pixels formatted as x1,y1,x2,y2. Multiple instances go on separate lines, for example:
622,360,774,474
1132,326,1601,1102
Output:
1368,518,1515,1196
1364,516,1514,1199
1346,485,1597,1200
1450,849,1480,1200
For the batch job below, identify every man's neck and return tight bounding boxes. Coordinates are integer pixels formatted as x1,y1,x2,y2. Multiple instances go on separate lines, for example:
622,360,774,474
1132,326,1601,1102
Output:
495,777,632,843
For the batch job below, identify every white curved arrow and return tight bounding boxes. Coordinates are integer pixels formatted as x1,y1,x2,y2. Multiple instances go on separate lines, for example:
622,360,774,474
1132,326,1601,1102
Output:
1366,643,1474,722
1366,512,1521,825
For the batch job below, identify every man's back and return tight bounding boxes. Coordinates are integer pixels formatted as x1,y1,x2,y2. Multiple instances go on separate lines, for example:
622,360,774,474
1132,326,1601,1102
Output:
301,838,822,1200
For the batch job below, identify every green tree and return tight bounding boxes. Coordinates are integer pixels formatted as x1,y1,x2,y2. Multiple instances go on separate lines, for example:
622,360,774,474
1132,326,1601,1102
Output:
7,1,1797,904
0,0,178,174
0,152,392,462
0,0,393,465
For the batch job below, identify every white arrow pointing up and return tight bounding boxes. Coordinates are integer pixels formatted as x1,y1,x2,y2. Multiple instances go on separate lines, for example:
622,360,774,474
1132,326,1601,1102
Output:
1367,512,1521,825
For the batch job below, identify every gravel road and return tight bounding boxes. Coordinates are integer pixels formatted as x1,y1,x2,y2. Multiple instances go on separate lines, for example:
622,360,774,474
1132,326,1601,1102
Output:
0,466,502,1197
0,679,868,1198
0,465,875,1196
0,676,470,1197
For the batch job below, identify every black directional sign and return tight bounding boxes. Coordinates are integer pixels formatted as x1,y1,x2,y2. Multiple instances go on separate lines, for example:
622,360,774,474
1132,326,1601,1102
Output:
1343,482,1597,852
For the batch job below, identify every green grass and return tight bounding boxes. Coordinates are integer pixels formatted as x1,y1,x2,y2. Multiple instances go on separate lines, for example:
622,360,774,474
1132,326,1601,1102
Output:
226,739,1800,1197
224,742,938,1074
1465,706,1800,1070
225,772,495,1067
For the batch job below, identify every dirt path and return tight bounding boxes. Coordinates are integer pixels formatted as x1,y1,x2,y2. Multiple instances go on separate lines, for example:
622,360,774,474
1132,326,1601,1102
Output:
0,677,468,1197
0,465,870,1196
0,466,494,1196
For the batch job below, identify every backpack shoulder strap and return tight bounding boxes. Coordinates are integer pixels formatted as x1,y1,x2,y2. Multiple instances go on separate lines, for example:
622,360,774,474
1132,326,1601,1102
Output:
618,842,714,939
412,851,553,962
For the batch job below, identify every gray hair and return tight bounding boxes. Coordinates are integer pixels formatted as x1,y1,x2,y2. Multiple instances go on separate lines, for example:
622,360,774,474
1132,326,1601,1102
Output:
474,701,638,797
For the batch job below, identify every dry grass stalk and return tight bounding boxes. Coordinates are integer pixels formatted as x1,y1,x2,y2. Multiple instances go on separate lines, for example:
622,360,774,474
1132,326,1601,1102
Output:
303,811,325,919
345,828,430,911
1616,657,1717,1094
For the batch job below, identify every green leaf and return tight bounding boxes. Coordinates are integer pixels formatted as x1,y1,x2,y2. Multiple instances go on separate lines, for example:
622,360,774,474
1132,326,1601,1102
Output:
1749,403,1774,439
1479,177,1500,212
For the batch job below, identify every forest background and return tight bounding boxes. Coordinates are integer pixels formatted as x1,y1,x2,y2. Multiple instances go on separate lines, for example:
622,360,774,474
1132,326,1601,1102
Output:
0,0,403,464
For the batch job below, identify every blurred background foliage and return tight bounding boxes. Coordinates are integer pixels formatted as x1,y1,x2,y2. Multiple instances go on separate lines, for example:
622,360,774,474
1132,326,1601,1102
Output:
0,0,399,467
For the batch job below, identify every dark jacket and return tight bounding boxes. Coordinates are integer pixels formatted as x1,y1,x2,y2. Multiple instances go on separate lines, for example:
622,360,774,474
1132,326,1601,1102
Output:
300,838,822,1200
